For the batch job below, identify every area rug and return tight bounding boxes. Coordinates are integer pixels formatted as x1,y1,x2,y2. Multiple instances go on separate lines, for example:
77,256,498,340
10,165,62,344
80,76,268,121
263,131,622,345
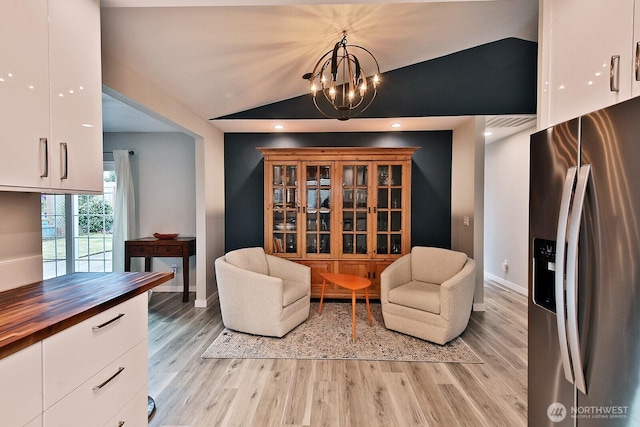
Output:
201,302,482,363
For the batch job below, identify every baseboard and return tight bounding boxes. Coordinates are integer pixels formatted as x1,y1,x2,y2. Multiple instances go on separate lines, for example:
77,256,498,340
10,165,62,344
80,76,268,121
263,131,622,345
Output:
195,291,218,308
473,302,486,312
484,272,528,296
153,284,196,293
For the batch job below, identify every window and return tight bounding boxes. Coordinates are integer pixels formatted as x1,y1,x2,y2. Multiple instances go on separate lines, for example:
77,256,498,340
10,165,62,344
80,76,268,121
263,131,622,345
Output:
42,164,116,279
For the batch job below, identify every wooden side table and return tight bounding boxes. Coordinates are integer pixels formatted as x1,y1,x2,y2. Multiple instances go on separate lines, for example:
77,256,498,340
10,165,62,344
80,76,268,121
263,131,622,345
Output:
125,237,196,302
318,272,373,342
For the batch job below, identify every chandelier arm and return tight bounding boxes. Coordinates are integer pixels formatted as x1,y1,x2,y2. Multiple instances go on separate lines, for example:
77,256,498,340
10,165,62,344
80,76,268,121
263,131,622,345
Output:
348,44,381,75
312,96,337,119
330,41,341,79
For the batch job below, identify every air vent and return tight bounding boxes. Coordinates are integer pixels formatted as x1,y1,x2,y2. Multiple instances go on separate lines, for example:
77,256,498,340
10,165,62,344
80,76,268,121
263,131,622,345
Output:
485,115,536,128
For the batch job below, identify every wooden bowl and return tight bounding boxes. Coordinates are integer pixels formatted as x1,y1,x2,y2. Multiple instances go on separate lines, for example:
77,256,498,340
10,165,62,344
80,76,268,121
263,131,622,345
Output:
153,233,179,240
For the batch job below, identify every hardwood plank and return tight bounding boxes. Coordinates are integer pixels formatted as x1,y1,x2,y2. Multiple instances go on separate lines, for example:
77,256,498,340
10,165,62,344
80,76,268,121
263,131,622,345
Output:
148,280,528,427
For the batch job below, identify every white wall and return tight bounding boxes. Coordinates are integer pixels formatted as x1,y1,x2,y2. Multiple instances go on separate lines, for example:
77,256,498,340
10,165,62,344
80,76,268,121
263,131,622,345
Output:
0,192,43,291
104,132,196,292
484,126,534,294
451,117,485,310
102,54,225,307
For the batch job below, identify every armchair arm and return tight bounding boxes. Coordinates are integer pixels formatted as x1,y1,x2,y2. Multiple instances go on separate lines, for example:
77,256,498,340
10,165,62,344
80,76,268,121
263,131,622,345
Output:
439,258,476,321
380,253,412,303
266,255,311,285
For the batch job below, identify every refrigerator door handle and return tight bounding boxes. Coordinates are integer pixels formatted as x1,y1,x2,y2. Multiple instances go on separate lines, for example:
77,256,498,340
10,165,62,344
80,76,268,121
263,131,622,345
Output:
555,165,578,384
566,164,591,394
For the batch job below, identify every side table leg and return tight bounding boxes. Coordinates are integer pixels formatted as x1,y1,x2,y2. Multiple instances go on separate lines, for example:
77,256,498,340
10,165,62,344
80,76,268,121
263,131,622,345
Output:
182,253,189,302
351,291,357,343
318,279,326,315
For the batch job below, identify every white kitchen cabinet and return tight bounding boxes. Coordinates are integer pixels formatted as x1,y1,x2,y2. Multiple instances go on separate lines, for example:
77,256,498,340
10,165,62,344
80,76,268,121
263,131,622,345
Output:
106,389,149,427
42,293,148,409
0,343,43,427
0,0,103,193
539,0,637,127
0,0,50,190
43,340,148,427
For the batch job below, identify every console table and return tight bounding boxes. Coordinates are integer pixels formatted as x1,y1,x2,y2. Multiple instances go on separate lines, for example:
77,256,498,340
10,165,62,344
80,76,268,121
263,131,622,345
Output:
124,237,196,302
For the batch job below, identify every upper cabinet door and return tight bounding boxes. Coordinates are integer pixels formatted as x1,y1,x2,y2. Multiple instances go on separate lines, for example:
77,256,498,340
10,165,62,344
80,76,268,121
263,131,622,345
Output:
0,0,51,190
49,0,103,193
542,0,635,126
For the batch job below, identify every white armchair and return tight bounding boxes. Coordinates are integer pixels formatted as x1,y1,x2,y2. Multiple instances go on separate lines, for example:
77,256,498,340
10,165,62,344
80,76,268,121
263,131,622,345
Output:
380,246,476,345
214,247,311,337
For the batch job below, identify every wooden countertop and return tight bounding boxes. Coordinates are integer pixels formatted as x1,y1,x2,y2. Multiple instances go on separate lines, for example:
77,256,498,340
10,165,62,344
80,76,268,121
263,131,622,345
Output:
0,272,173,360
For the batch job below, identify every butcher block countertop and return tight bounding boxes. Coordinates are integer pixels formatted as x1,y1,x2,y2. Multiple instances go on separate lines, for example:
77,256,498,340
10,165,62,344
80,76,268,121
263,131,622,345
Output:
0,271,173,360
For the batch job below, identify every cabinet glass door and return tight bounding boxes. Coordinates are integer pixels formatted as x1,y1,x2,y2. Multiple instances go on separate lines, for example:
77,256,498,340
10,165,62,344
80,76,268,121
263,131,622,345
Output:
272,164,298,254
305,164,331,255
376,164,403,255
342,164,368,255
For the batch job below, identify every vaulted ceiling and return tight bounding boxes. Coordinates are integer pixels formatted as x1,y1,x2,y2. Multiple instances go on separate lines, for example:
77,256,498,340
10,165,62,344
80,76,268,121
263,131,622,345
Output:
100,0,539,137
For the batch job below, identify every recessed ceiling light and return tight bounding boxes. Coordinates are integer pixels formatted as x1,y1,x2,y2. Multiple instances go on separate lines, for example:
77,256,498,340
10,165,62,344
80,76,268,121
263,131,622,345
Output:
391,123,402,128
273,124,284,130
484,131,493,136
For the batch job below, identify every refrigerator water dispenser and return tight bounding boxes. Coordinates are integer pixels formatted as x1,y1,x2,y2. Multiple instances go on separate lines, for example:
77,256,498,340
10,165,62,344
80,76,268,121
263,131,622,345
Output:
532,238,557,313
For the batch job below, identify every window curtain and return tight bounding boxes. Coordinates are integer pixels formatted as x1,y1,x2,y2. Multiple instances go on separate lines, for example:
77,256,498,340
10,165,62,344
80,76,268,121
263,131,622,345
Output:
112,150,136,272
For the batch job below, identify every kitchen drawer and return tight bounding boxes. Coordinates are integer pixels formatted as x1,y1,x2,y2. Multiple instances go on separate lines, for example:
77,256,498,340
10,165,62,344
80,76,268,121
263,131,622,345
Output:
0,342,42,427
127,245,155,257
43,340,147,427
156,244,183,256
43,293,147,409
106,389,148,427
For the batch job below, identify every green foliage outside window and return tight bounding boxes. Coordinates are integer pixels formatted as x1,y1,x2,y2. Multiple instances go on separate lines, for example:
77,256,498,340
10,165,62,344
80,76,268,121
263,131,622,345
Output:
78,196,114,234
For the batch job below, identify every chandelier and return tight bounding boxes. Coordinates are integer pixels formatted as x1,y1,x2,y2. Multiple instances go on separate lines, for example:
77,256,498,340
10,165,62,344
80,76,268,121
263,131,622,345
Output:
303,31,380,121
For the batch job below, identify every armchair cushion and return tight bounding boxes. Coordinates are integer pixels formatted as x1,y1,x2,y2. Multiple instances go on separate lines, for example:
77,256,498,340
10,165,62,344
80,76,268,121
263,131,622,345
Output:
388,281,441,314
411,246,467,284
282,279,309,306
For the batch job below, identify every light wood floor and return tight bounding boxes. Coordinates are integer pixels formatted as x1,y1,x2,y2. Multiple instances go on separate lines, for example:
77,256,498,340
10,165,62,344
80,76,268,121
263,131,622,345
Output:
147,280,527,427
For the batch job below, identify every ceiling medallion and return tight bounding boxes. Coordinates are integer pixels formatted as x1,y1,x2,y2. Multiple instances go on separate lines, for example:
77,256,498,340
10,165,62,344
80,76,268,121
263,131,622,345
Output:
303,31,380,121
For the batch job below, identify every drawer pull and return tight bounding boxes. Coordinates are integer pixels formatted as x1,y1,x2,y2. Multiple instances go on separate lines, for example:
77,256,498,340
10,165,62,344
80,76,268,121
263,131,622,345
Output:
92,313,125,330
93,366,125,391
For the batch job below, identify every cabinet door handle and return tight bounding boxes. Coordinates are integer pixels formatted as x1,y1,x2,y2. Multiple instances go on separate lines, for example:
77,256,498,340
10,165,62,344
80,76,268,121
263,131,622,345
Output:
610,55,621,92
40,138,48,178
60,142,68,179
635,42,640,82
117,422,125,427
92,313,125,330
93,366,125,391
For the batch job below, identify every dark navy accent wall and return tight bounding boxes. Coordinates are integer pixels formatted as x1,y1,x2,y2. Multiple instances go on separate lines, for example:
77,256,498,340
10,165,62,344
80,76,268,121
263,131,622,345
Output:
215,38,537,120
224,131,452,252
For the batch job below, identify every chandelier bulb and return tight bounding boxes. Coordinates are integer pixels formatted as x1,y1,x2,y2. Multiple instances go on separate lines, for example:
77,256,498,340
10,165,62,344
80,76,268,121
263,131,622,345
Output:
329,86,336,101
373,74,380,88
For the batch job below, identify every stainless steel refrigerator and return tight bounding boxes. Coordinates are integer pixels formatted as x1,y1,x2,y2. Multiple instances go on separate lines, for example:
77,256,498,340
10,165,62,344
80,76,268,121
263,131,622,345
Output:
529,95,640,426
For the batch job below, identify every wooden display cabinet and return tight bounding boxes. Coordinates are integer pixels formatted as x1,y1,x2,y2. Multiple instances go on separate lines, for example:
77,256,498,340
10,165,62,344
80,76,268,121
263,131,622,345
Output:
259,147,418,300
